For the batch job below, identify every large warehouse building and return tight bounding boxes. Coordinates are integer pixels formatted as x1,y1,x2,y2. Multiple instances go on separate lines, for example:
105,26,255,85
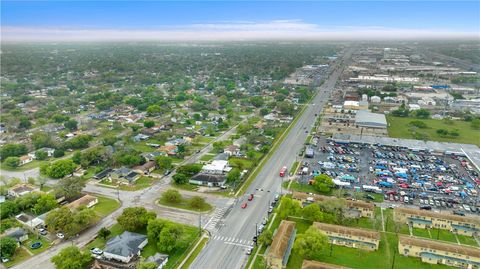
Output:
355,110,387,129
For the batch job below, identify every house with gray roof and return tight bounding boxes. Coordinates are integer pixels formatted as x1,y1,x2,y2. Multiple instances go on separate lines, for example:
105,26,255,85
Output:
2,227,28,244
103,231,148,263
145,253,169,269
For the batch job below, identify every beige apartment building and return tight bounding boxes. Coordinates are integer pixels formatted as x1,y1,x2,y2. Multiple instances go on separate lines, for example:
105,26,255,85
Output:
265,220,297,269
313,222,380,251
394,207,480,236
398,235,480,268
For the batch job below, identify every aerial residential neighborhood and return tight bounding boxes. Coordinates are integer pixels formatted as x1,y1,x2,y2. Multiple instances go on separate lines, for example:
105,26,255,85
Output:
0,1,479,269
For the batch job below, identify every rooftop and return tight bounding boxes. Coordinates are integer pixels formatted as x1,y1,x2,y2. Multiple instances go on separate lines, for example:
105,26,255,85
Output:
313,222,380,240
355,110,387,128
105,231,147,258
399,235,480,258
269,220,296,259
394,207,480,225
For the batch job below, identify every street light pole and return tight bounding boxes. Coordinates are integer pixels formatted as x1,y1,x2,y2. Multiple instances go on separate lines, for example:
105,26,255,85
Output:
255,223,258,246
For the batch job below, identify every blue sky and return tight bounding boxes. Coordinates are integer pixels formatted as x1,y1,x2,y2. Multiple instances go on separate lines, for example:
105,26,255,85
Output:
1,1,479,41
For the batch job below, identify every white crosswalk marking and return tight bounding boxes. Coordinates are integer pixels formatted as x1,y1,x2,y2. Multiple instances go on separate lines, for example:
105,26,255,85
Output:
209,235,251,247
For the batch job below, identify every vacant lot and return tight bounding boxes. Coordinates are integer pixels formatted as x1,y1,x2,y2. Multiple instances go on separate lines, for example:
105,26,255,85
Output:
387,116,480,146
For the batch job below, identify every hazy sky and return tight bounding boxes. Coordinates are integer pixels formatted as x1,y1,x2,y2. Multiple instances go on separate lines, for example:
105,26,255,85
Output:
2,1,479,41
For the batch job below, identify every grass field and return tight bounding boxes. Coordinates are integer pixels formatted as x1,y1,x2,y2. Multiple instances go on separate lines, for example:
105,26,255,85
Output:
387,116,480,146
99,176,156,191
93,196,121,217
0,160,47,171
158,196,213,212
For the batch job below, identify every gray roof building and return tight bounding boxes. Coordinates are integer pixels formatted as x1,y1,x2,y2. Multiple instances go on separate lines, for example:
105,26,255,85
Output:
104,231,148,263
355,110,387,129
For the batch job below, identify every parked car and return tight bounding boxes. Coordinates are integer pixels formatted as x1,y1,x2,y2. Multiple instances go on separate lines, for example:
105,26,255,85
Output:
248,194,254,201
90,248,103,255
38,228,47,235
56,233,65,239
241,203,248,209
420,205,432,210
246,247,253,255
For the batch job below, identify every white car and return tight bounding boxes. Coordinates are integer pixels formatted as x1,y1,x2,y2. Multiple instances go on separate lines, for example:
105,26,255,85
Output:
246,247,253,255
56,233,65,239
258,225,264,233
90,248,103,255
262,218,268,225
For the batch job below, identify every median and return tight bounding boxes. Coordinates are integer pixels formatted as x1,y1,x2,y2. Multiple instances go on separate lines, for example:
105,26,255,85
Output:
158,189,213,212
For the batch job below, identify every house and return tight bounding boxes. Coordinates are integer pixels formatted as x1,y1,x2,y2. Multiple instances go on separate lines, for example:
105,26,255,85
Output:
66,194,98,209
103,231,148,263
142,152,165,161
8,184,39,198
224,145,240,156
133,161,156,175
201,160,231,174
265,220,296,269
189,173,226,187
393,207,480,236
145,253,169,269
15,213,43,229
2,227,28,244
301,260,352,269
109,167,140,184
33,147,55,157
313,222,380,251
398,235,480,268
93,168,113,180
132,134,150,142
158,145,178,156
19,155,33,166
292,192,374,218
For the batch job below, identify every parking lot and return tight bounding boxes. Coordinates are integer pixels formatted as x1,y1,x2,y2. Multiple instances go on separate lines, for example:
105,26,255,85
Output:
297,136,480,215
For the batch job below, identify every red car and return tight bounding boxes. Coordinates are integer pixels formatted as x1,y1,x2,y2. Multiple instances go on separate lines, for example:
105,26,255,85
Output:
248,194,254,201
241,202,248,209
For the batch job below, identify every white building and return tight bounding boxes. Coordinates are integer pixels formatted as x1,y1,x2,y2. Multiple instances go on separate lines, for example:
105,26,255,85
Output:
201,160,231,174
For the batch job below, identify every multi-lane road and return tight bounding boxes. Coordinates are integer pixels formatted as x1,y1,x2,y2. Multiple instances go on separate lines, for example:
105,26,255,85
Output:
189,47,355,269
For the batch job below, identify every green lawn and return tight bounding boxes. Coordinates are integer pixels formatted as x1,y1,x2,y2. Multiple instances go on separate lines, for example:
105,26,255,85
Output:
457,234,479,247
0,160,47,172
199,154,215,162
99,176,156,191
24,236,51,255
93,196,121,217
158,197,213,213
287,181,320,194
229,157,255,169
387,116,480,146
85,224,125,250
179,236,209,269
3,247,31,267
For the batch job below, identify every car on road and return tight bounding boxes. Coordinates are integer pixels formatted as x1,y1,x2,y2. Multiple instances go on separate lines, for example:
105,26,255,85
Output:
56,233,65,239
274,194,280,201
248,194,254,201
246,247,253,255
241,202,248,209
90,248,103,255
268,206,274,213
258,224,265,233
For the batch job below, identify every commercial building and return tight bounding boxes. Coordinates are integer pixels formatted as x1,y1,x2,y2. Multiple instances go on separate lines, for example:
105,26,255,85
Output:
201,160,231,174
354,110,387,129
398,235,480,268
313,222,380,251
265,220,297,269
189,173,226,187
302,260,352,269
394,207,480,236
292,192,375,218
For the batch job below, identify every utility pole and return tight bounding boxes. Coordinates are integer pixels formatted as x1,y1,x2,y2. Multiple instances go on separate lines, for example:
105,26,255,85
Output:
255,223,258,246
198,212,202,237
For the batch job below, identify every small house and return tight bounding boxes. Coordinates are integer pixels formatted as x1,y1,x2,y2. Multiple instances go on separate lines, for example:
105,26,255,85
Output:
103,231,148,263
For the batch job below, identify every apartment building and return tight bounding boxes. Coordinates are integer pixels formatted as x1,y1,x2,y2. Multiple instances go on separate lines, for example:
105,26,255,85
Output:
292,192,375,218
313,222,380,251
394,207,480,236
265,220,297,269
398,235,480,268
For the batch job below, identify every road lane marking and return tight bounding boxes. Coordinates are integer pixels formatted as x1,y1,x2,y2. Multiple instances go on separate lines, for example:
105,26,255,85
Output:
223,241,251,248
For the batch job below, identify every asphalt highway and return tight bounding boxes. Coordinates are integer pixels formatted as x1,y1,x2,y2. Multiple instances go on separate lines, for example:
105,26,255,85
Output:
189,47,355,269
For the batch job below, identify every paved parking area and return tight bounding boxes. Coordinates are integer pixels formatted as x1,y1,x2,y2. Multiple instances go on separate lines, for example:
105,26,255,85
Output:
296,135,480,216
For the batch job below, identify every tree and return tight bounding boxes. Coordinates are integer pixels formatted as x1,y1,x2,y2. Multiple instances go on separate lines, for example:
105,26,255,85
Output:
0,237,17,258
44,159,76,178
0,143,28,159
147,218,168,240
302,203,324,222
294,226,329,259
72,151,82,164
55,177,86,200
98,227,111,241
277,197,302,219
146,105,162,116
172,173,188,184
117,207,156,232
53,149,65,158
409,120,428,129
0,200,19,219
436,129,449,136
4,157,20,168
51,246,92,269
189,196,208,210
258,229,273,246
65,134,92,149
161,189,182,204
313,174,334,194
64,119,78,131
18,116,32,129
35,150,48,160
45,206,95,237
155,156,172,170
31,132,54,149
33,194,57,214
176,164,202,176
144,120,155,128
415,109,431,119
226,168,241,184
158,224,183,252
